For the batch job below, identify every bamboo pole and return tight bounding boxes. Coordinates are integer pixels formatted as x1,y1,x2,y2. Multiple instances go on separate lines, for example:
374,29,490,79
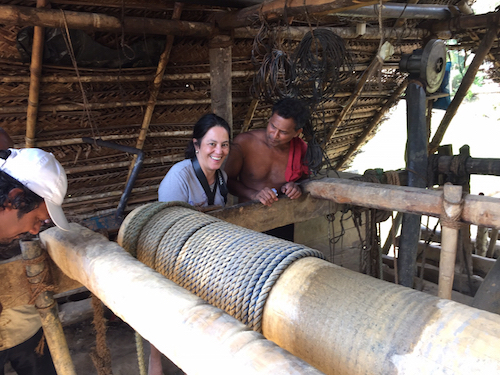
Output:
301,178,500,229
21,240,76,375
241,99,259,133
438,184,463,299
0,98,251,114
127,3,183,182
216,0,383,29
64,153,184,174
324,55,384,146
428,25,499,154
25,0,49,148
0,71,253,83
34,131,192,148
335,78,408,169
0,5,213,37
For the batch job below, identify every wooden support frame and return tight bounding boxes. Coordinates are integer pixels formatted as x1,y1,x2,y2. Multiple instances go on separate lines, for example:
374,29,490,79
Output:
428,25,499,154
241,99,259,133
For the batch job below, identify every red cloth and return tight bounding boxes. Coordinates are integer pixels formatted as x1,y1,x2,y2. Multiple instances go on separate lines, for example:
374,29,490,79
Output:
285,137,309,182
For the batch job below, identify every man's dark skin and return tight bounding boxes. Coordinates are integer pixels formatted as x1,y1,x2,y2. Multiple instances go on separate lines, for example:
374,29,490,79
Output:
225,112,303,206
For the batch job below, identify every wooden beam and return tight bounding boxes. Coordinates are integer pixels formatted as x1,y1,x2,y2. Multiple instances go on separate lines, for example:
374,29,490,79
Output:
0,4,213,37
210,35,233,130
302,178,500,229
209,192,336,232
325,55,384,147
0,71,253,84
335,78,408,169
217,0,384,29
234,25,431,40
430,10,500,34
428,25,499,154
25,0,49,148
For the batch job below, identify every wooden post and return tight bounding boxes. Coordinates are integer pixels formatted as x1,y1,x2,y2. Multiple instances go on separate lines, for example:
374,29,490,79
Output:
438,184,463,299
25,0,49,148
210,35,233,133
428,25,499,154
20,240,77,375
487,228,499,258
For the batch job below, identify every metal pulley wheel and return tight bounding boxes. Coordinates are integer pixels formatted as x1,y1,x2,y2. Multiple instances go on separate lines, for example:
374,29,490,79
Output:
399,39,447,94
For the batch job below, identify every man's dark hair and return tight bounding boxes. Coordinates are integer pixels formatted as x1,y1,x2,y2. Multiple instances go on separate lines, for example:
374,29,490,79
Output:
272,98,310,130
0,153,43,218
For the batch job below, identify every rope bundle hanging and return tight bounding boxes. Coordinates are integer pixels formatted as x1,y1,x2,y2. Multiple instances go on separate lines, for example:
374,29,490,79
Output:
118,203,325,333
292,28,354,107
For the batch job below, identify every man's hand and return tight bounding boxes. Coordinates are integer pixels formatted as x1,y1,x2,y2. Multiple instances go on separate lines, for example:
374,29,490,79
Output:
281,182,302,200
254,187,279,207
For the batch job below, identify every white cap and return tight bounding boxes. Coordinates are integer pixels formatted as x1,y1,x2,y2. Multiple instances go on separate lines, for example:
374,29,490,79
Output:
0,148,70,231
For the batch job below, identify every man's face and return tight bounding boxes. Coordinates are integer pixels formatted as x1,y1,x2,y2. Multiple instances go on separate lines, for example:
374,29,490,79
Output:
0,201,50,244
266,113,302,148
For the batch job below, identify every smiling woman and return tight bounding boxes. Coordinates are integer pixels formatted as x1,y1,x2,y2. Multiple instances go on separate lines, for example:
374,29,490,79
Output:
158,113,231,208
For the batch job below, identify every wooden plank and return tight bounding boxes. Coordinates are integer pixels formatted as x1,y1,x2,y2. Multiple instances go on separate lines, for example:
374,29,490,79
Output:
210,35,233,131
217,0,384,29
0,255,82,310
302,178,500,229
209,192,336,232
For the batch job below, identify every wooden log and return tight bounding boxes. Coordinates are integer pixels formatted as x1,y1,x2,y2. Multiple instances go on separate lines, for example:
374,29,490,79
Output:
209,192,336,232
487,228,500,258
429,25,499,154
0,255,82,310
217,0,384,29
210,35,233,130
302,178,500,229
0,4,213,37
438,156,500,177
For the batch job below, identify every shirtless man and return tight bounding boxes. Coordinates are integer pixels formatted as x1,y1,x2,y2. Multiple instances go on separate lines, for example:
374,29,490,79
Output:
225,98,310,207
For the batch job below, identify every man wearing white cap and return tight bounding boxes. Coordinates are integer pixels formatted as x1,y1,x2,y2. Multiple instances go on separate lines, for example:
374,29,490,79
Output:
0,147,70,375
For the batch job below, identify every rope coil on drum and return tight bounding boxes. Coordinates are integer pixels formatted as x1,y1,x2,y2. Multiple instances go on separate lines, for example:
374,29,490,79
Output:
118,202,325,333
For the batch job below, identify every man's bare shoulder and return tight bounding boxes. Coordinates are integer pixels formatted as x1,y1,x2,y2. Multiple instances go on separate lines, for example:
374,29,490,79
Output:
233,129,266,147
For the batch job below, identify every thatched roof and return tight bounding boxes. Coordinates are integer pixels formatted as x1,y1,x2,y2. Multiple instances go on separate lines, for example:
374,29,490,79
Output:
0,0,497,227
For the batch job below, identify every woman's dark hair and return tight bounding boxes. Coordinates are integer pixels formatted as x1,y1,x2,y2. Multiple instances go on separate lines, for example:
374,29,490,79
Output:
0,170,44,218
185,113,231,159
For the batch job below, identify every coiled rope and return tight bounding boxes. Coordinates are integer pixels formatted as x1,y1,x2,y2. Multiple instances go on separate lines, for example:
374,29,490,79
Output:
118,202,325,333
